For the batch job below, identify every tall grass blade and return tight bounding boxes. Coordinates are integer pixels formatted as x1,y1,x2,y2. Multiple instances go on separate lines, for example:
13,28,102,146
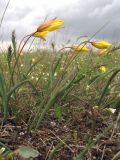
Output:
0,0,11,31
0,71,8,119
98,69,120,106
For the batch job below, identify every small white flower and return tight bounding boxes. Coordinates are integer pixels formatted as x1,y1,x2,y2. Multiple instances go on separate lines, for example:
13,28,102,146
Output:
107,108,116,114
54,73,57,76
36,77,39,81
93,106,99,109
21,64,24,67
1,147,5,152
50,121,56,127
86,85,90,90
0,147,5,154
60,67,64,70
117,93,120,97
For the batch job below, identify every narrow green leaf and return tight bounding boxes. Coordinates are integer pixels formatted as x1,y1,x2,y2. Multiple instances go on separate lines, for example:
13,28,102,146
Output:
98,69,120,105
55,105,63,120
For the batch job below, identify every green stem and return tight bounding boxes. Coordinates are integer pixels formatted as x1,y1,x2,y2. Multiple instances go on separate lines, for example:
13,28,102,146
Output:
2,96,8,120
10,35,32,87
35,95,57,130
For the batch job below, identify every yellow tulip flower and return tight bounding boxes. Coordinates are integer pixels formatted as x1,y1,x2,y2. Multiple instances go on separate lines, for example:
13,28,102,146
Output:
71,45,89,52
99,66,107,73
32,18,64,40
91,41,112,49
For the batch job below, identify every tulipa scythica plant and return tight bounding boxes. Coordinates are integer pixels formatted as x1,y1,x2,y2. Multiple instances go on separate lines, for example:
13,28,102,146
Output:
10,18,64,86
0,18,65,122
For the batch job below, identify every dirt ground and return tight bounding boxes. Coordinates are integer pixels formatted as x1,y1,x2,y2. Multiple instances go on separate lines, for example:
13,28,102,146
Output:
0,100,120,160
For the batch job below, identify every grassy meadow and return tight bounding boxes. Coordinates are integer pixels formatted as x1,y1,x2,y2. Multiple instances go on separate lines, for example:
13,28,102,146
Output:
0,5,120,160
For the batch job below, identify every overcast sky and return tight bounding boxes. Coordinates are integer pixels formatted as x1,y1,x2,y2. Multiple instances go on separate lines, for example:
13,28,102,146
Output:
0,0,120,45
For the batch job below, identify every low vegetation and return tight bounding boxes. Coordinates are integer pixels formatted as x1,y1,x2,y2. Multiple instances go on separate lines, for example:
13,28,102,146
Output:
0,15,120,160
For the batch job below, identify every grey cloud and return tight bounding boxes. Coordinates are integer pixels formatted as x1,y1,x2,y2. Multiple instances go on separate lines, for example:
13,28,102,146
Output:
1,0,120,43
55,0,120,42
5,6,32,21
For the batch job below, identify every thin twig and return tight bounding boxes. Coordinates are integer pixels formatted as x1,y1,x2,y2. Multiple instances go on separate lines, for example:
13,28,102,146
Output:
45,142,53,160
100,145,106,160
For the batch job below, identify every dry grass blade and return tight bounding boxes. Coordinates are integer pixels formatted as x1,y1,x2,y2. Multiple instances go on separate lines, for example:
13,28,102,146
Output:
0,0,11,31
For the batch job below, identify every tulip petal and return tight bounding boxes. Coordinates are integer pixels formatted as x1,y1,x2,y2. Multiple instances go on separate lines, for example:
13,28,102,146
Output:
47,19,64,31
72,45,89,52
91,41,112,49
37,18,56,32
99,66,107,73
33,31,49,40
37,18,64,32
